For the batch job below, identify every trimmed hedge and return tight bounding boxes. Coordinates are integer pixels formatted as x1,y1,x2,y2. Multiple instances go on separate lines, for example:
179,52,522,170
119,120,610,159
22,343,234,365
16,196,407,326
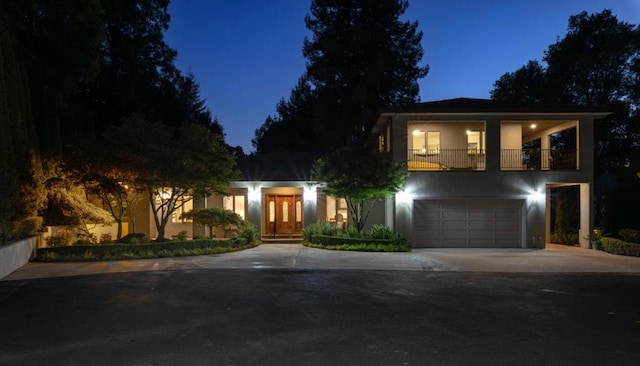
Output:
36,239,259,262
310,234,395,246
600,237,640,257
617,229,640,244
304,241,410,252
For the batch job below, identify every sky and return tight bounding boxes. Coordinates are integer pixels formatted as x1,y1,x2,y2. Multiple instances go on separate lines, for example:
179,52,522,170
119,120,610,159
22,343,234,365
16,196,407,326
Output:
164,1,640,153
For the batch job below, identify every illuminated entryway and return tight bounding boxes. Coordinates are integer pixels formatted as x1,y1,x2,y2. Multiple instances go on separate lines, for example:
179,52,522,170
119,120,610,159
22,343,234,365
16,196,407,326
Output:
265,194,303,236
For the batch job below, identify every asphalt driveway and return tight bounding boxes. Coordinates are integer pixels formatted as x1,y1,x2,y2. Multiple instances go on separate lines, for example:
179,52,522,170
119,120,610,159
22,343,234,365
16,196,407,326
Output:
3,243,639,281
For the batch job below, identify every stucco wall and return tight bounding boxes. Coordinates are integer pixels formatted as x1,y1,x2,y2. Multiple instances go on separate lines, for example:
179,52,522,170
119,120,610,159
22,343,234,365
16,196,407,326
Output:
0,236,40,279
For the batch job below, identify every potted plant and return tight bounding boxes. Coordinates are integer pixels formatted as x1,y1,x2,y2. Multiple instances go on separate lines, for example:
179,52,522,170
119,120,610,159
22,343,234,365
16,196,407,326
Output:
584,228,607,250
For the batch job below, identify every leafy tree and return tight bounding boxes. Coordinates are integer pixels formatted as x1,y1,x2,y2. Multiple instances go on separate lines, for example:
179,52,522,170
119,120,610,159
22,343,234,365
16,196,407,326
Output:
253,0,428,152
109,117,238,241
181,208,243,239
43,174,114,242
491,9,640,230
312,147,407,233
491,10,640,176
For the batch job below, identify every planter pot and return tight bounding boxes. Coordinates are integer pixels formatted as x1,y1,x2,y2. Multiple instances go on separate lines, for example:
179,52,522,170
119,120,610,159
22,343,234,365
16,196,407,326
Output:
591,241,600,250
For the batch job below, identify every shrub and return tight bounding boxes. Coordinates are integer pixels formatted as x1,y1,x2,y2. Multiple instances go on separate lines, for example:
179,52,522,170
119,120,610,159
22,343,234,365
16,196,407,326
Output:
172,230,189,241
235,222,259,244
117,233,146,244
46,227,74,247
551,231,578,245
617,229,640,244
343,225,361,238
367,224,395,240
100,233,114,244
601,237,640,257
303,222,335,241
0,217,43,244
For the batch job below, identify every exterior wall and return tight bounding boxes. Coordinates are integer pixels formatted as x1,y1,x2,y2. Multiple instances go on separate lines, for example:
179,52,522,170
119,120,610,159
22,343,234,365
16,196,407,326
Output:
388,112,596,248
0,236,40,279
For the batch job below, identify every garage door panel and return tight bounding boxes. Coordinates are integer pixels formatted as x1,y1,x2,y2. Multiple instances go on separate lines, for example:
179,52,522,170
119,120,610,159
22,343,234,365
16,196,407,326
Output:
413,200,523,248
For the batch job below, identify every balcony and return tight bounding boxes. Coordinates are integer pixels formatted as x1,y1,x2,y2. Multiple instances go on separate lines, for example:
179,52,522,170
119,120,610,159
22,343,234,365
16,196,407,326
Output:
408,149,486,171
501,149,578,171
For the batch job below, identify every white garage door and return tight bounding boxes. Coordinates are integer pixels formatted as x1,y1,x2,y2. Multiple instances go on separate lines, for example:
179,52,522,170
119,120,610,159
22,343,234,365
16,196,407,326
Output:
413,200,523,248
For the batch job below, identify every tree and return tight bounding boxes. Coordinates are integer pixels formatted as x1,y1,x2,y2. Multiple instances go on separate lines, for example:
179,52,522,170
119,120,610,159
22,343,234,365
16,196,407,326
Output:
109,117,238,241
491,9,640,230
312,147,407,233
253,0,428,152
181,208,242,239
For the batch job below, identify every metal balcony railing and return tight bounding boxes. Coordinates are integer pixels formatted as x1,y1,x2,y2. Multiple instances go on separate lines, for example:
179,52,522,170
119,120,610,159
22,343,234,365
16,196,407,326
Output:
500,149,578,170
407,149,486,171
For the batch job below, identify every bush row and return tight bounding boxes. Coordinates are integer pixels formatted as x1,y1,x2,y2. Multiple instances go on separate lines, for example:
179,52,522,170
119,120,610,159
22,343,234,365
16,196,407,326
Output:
309,235,396,246
600,237,640,257
617,228,640,244
36,239,258,262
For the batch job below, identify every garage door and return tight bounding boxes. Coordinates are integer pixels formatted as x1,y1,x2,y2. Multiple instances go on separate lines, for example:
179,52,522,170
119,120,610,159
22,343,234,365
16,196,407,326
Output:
413,200,523,248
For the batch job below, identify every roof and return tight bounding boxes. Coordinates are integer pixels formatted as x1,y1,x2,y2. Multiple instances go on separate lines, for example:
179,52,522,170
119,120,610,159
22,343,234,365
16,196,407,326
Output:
235,152,325,182
380,98,612,115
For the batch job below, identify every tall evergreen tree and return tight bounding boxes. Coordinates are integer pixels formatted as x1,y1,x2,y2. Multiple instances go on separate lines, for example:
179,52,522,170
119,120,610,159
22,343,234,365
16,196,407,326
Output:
253,0,428,152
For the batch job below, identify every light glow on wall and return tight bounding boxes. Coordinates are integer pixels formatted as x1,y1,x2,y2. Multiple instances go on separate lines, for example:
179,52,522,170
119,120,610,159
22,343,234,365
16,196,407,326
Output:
248,186,261,202
304,184,317,203
396,190,413,205
528,189,544,203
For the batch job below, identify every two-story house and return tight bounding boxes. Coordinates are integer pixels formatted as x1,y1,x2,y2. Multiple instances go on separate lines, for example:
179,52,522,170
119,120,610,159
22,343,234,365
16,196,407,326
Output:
136,98,608,249
372,98,609,249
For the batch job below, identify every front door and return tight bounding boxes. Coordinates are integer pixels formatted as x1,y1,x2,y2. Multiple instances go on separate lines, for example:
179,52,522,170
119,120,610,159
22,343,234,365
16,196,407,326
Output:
266,195,303,236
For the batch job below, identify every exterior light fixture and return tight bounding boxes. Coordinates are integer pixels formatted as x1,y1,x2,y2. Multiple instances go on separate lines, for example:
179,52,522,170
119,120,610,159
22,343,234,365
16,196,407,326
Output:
396,190,413,204
528,190,544,202
530,124,537,129
248,186,261,202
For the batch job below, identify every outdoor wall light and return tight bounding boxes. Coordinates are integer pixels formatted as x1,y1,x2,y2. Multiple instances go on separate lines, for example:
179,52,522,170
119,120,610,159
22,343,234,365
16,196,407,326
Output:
248,186,261,202
303,184,317,203
396,190,413,204
528,189,544,203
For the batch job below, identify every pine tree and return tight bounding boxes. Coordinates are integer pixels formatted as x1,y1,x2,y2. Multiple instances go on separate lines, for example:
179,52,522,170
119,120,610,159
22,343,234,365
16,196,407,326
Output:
253,0,428,152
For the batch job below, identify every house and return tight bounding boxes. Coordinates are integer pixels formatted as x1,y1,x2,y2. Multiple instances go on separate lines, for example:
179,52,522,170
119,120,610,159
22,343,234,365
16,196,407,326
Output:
371,98,609,248
141,98,608,249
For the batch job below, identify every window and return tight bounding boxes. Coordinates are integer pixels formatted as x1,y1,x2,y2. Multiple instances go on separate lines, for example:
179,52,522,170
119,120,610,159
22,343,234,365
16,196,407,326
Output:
427,131,440,154
326,196,348,221
223,195,246,220
467,131,485,154
412,130,426,153
171,197,193,223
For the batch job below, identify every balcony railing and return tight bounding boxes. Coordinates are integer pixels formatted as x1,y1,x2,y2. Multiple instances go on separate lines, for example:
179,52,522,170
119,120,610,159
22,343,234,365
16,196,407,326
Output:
501,149,578,170
407,149,578,171
408,149,486,171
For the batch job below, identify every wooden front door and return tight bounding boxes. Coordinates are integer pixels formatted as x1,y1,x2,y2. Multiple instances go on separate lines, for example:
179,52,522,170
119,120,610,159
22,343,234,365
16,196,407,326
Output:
266,195,303,236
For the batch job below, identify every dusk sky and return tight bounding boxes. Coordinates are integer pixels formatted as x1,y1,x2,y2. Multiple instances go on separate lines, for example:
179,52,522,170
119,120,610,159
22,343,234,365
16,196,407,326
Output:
164,1,640,153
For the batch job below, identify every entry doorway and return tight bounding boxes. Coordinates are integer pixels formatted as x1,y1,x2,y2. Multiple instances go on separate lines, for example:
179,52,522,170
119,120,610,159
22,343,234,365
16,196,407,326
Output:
265,195,303,236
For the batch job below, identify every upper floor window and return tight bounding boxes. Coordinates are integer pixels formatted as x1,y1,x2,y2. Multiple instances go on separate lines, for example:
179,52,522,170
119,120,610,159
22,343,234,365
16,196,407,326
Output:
466,130,485,154
427,131,441,155
412,130,440,155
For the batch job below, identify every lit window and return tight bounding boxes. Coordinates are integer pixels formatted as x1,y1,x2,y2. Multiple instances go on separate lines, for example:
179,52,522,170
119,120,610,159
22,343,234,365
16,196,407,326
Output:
171,197,193,223
296,201,302,222
467,131,485,154
326,196,348,221
223,195,246,220
427,131,440,155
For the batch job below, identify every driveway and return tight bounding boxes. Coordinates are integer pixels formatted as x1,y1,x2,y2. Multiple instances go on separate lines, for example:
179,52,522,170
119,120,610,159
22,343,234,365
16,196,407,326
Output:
3,243,639,281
